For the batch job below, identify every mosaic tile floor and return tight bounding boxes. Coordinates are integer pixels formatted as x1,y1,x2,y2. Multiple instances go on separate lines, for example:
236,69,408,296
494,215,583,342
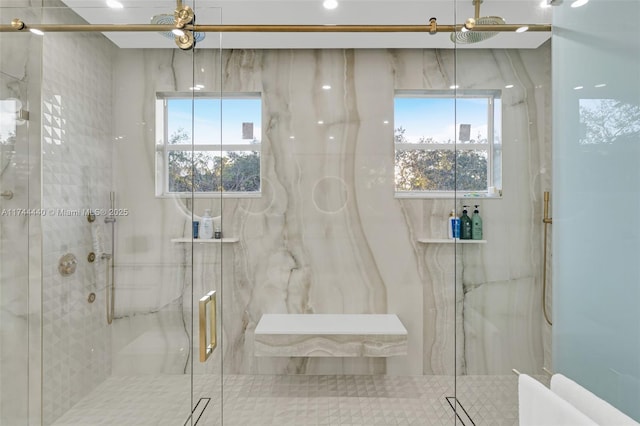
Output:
52,374,533,426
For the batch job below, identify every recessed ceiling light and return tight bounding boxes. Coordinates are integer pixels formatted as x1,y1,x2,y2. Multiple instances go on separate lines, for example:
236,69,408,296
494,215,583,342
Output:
505,84,515,89
516,26,529,33
540,0,551,8
594,83,607,88
289,136,295,139
189,86,201,91
317,120,324,125
172,29,185,36
106,0,124,9
322,84,331,90
29,28,44,36
329,136,335,140
323,0,338,10
573,86,584,90
383,120,389,124
195,84,205,89
571,0,588,7
461,27,469,33
450,85,459,89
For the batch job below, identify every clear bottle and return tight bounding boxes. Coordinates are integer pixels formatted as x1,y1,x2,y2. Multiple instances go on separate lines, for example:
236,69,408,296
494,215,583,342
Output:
200,209,214,239
448,210,460,239
471,205,483,240
460,206,472,240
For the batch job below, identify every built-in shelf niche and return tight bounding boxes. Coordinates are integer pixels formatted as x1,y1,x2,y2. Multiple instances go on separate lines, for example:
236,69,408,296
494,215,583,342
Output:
417,239,487,244
171,238,239,244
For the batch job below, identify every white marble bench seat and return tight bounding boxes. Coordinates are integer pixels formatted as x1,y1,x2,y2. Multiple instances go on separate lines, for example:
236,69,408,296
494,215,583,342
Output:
254,314,408,357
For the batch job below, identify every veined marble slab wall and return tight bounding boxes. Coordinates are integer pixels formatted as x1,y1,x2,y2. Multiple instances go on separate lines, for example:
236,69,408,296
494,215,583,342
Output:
112,45,550,377
40,5,116,424
0,3,43,424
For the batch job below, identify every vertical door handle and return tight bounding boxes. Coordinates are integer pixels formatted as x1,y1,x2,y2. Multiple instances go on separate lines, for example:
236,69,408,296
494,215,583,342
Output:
199,290,217,362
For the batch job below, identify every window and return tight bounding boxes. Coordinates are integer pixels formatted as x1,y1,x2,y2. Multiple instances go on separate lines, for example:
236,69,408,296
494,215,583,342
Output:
155,92,262,197
394,90,501,197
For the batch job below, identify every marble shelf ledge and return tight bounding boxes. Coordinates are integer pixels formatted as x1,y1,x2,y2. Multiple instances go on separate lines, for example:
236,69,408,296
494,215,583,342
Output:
254,314,408,357
418,238,487,244
171,237,239,243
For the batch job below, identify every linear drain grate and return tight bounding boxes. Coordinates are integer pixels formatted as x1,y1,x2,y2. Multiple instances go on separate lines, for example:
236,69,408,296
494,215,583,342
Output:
446,396,475,426
183,397,211,426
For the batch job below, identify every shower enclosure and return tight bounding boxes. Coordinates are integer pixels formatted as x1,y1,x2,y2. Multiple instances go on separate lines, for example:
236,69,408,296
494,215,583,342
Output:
1,0,638,425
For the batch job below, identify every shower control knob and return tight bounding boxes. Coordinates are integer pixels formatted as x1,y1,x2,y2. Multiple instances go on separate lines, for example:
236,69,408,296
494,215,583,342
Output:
58,253,78,276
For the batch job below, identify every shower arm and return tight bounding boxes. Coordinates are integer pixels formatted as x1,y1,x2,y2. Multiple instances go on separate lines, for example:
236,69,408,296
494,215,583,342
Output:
2,20,551,33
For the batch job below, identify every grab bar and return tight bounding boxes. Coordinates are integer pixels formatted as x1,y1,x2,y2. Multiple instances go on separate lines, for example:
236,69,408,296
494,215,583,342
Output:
199,290,217,362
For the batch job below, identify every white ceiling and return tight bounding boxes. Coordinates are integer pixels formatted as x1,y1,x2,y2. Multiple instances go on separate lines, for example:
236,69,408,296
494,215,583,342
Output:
60,0,553,49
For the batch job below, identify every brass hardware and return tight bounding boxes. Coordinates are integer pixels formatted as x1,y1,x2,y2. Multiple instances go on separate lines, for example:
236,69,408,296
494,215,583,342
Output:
175,30,195,50
199,290,217,362
174,5,195,27
428,17,437,35
88,293,96,303
543,191,553,224
473,0,482,19
87,212,96,222
542,191,553,326
87,252,96,263
464,18,476,30
58,253,78,276
10,18,25,30
1,190,13,200
0,22,552,34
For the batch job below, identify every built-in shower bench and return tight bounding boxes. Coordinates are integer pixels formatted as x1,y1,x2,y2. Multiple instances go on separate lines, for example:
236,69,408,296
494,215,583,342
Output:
254,314,408,357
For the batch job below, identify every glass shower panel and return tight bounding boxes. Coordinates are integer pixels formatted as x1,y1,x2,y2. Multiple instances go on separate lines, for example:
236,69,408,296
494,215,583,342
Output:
35,2,222,424
216,1,458,425
0,68,34,426
553,0,640,421
453,0,552,423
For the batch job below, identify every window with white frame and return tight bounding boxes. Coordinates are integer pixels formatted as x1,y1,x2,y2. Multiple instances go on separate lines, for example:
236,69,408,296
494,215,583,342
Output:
394,90,501,197
155,92,262,197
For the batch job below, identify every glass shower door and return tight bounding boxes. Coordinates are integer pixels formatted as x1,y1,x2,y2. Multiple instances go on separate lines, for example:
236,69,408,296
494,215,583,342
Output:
33,2,222,425
0,73,32,426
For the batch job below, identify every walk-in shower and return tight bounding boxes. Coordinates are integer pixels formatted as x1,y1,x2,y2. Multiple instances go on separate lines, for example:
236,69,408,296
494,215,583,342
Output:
2,0,639,424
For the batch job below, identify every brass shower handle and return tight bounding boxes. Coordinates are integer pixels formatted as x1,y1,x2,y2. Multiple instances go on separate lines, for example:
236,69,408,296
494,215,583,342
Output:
543,191,553,224
199,290,217,362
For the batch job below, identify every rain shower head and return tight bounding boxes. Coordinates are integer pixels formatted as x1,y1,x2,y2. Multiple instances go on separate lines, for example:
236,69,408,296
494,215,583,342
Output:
451,0,505,44
451,16,506,44
150,13,206,44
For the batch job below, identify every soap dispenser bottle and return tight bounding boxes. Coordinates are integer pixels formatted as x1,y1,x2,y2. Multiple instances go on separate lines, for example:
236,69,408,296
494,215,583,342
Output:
448,210,460,239
471,205,483,240
200,209,214,239
460,206,472,240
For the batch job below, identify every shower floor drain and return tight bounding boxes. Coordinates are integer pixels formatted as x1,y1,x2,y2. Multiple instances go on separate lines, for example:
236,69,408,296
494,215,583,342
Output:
446,396,475,426
183,397,211,426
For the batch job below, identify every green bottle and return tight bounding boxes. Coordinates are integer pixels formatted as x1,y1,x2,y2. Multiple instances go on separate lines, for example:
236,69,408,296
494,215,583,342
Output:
471,205,483,240
460,206,472,240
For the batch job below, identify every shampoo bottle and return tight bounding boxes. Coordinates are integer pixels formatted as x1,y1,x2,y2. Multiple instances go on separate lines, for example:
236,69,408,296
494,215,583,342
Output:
200,209,214,239
471,205,483,240
460,206,472,240
448,210,460,239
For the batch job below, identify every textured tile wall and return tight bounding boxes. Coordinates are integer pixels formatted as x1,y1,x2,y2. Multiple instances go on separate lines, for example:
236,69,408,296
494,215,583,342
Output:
40,22,115,425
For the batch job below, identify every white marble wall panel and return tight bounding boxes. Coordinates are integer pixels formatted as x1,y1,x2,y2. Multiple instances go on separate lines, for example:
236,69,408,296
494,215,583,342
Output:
40,5,116,423
112,45,550,378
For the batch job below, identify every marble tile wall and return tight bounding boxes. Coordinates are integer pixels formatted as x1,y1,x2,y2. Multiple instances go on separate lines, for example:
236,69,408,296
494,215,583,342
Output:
39,6,116,424
112,45,551,378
